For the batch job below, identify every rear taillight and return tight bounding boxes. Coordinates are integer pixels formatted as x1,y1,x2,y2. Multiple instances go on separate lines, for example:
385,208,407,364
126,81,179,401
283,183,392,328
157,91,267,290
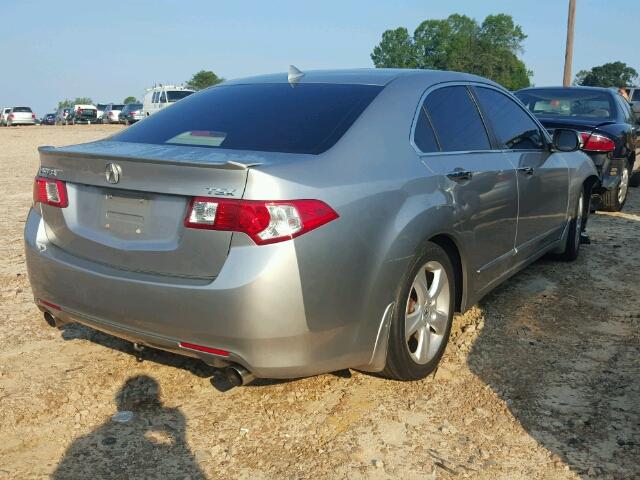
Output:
32,113,36,119
580,132,615,152
108,112,114,117
184,198,338,245
8,113,14,119
33,177,68,208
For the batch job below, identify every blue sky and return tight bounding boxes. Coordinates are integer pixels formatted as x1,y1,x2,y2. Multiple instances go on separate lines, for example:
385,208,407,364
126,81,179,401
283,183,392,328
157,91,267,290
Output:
1,0,638,115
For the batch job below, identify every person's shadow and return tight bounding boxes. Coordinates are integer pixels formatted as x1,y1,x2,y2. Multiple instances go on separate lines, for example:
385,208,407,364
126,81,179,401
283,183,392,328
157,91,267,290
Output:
52,375,207,479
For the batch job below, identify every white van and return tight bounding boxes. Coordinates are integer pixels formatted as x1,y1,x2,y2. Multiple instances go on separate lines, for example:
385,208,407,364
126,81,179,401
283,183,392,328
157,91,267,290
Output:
142,85,195,117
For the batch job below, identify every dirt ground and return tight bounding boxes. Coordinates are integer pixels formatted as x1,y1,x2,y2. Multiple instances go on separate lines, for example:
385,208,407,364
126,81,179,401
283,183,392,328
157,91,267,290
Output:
0,125,638,480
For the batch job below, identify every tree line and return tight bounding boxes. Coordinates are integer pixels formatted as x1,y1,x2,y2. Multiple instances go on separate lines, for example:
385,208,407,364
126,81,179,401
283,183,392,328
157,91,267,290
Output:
371,13,638,90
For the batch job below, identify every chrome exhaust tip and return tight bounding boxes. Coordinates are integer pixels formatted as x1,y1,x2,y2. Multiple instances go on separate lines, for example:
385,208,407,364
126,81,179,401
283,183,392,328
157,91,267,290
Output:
43,311,58,328
224,365,255,387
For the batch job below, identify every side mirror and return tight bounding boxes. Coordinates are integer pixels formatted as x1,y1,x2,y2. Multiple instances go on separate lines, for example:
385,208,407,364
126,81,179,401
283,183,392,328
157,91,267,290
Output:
552,129,581,152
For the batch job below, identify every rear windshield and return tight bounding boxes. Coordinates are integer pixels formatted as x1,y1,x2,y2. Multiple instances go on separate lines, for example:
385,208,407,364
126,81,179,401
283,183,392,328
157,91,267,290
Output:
127,104,142,110
166,90,193,102
13,107,32,113
515,88,615,121
97,104,107,110
114,83,383,154
78,109,97,116
111,105,124,110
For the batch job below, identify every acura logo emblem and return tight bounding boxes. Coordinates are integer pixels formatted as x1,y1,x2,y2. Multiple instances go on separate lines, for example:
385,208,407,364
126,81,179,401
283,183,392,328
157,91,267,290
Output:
105,163,122,184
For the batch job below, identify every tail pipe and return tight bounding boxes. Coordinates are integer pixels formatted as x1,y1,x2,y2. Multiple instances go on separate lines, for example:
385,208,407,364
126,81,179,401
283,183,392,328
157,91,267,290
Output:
43,311,58,328
224,364,255,387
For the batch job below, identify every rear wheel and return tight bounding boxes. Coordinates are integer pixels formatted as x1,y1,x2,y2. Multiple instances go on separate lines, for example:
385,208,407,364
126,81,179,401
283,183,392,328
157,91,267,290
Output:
557,189,585,261
382,242,455,381
602,165,629,211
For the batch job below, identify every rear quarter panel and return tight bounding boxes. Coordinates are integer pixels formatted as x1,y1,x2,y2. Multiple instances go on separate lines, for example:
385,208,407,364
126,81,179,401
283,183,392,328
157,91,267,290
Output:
242,75,471,365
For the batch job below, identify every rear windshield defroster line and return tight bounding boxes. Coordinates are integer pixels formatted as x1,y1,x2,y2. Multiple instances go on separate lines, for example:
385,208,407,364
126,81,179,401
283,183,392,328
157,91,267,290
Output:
113,83,383,155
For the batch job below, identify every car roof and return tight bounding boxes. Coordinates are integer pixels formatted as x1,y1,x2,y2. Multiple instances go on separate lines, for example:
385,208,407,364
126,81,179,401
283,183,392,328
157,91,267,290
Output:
222,68,499,87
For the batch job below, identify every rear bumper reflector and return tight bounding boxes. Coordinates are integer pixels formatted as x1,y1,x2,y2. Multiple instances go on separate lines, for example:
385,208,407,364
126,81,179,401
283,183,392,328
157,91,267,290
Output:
178,342,230,357
38,299,62,311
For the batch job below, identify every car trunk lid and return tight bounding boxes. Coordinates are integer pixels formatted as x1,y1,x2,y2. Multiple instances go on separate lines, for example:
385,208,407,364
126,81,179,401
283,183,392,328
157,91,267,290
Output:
37,141,262,279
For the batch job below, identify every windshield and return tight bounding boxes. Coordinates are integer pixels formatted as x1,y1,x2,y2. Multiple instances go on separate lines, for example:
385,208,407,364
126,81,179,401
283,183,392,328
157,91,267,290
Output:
13,107,32,113
166,90,194,102
515,88,615,121
113,83,383,154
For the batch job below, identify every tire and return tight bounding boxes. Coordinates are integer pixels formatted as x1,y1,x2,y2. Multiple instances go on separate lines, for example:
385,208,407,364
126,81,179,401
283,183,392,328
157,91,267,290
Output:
381,242,455,381
601,165,629,211
557,188,585,262
630,170,640,188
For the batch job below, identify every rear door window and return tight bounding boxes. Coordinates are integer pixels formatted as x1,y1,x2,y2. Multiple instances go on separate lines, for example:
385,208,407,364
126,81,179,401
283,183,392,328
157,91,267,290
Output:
413,108,439,153
423,86,490,152
474,87,544,150
113,83,383,155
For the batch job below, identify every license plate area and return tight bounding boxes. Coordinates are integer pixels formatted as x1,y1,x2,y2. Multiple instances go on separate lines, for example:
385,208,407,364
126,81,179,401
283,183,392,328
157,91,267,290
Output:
102,190,152,238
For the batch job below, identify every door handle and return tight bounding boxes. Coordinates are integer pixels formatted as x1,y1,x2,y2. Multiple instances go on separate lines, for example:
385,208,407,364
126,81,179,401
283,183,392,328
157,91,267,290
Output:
446,170,473,182
518,166,534,175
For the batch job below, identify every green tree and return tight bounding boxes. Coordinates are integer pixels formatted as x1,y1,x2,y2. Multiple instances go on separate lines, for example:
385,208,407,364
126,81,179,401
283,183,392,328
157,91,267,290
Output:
57,97,93,110
573,61,638,87
185,70,224,91
371,13,532,90
123,96,139,104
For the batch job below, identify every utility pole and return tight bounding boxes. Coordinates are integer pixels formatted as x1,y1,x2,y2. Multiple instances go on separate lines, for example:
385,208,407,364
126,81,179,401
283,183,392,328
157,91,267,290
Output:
563,0,577,86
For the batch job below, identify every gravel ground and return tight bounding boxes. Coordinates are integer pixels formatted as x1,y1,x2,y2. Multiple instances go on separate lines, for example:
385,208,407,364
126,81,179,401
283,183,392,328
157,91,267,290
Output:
0,126,638,480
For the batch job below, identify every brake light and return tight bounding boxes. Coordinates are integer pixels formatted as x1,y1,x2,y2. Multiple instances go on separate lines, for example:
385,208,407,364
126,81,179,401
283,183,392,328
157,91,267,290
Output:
580,132,615,152
33,177,68,208
32,113,36,119
8,113,13,119
184,198,338,245
108,112,114,116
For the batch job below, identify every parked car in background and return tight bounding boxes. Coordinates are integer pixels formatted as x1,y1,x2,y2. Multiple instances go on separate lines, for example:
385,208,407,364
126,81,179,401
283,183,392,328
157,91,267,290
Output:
516,86,638,211
96,104,107,123
41,113,56,125
1,107,11,126
624,86,640,121
26,69,598,384
142,85,194,117
119,103,144,125
5,106,36,126
56,108,72,125
66,105,98,125
102,104,124,124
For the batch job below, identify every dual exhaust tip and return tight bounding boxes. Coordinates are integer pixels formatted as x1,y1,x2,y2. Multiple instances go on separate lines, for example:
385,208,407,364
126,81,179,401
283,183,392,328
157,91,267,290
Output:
42,312,255,387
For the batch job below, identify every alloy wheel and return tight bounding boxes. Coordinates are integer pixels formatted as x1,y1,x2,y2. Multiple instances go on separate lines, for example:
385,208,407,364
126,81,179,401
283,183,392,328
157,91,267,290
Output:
618,168,629,204
405,261,450,364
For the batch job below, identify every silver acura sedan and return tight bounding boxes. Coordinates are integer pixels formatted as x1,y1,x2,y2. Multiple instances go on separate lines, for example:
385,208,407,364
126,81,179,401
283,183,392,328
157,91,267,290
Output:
25,68,598,384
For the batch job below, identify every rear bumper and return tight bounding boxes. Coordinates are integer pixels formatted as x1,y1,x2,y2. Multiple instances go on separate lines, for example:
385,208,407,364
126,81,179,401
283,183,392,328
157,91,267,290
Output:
9,119,35,125
24,208,369,378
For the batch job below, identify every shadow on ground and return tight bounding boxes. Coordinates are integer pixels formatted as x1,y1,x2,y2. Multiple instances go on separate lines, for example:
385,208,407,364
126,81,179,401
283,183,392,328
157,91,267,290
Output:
52,375,208,479
467,199,640,479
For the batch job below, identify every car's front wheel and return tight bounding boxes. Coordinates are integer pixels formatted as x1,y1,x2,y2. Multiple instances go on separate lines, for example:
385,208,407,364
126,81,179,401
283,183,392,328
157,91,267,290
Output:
602,165,629,211
382,242,455,381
